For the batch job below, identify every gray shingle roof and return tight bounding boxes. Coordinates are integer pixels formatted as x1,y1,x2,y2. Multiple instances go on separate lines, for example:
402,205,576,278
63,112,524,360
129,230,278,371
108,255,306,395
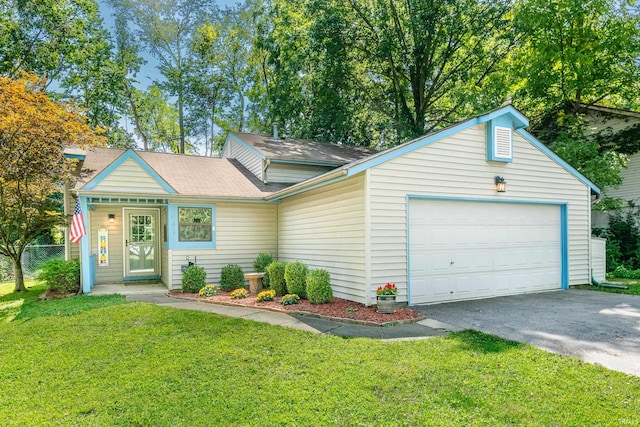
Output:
230,132,378,164
74,147,290,198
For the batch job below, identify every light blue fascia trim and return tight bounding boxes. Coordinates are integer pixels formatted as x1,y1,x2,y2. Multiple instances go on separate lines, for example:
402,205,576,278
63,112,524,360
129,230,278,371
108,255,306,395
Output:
477,105,529,129
516,129,601,194
228,133,266,159
79,196,92,293
269,159,341,167
347,119,479,177
64,153,86,160
167,203,216,250
405,195,570,297
486,116,514,163
83,150,177,194
123,275,161,281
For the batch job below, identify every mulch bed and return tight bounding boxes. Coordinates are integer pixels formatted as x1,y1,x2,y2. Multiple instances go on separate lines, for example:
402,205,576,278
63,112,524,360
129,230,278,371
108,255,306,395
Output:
169,290,423,326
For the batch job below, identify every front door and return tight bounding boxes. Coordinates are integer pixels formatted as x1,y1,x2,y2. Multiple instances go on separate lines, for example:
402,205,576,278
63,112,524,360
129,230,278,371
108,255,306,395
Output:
124,208,160,278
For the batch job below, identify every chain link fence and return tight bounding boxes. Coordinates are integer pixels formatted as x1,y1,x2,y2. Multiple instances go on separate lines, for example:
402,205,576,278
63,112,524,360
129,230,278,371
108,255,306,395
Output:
0,244,65,281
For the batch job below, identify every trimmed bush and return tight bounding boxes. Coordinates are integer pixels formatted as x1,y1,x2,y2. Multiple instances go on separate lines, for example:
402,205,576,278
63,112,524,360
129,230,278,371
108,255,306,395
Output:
253,252,273,287
220,264,245,291
267,262,287,296
256,289,276,302
285,261,308,299
281,294,300,305
198,284,218,296
182,265,207,293
36,258,80,293
306,269,332,304
230,288,248,299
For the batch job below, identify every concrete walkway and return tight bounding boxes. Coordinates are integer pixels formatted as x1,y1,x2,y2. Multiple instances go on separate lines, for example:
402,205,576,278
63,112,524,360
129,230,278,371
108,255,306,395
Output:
92,284,455,340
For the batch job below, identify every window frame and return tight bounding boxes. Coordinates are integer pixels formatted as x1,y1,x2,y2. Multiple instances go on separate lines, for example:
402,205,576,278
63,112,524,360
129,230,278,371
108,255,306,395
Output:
167,204,216,249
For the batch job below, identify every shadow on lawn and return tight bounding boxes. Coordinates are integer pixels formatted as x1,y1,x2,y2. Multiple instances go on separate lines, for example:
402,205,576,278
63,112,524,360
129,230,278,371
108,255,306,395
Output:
450,330,524,353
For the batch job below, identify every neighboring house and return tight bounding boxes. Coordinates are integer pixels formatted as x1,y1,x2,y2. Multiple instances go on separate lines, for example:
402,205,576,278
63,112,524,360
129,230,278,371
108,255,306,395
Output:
66,105,600,306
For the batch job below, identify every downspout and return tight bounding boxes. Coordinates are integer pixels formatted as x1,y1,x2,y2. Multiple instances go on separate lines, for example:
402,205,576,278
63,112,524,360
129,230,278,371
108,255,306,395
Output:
263,158,271,183
591,270,628,289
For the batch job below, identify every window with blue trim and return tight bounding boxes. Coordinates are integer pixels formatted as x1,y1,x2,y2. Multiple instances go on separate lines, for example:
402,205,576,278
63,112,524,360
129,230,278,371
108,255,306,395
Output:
168,204,216,249
179,207,212,241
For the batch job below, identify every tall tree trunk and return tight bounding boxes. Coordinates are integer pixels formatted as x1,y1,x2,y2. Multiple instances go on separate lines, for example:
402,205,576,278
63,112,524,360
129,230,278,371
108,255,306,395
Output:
12,257,26,292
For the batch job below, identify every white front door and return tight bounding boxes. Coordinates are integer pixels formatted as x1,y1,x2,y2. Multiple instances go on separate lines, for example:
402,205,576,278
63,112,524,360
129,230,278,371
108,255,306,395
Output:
124,208,160,278
409,200,561,305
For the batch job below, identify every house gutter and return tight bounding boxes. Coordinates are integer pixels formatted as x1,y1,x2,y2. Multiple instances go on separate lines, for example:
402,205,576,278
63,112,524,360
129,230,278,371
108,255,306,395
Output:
266,168,349,202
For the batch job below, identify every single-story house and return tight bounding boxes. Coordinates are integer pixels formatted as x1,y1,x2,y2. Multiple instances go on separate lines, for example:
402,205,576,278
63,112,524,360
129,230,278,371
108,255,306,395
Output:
66,105,600,305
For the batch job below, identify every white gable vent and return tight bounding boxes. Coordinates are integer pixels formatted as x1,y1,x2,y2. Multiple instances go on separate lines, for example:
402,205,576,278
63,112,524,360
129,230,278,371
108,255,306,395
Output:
494,126,512,159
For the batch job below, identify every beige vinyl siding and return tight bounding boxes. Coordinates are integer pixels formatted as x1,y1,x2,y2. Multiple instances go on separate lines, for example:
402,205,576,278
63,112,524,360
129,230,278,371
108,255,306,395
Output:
585,110,640,136
168,202,277,289
277,174,367,303
89,205,124,285
223,139,263,181
367,124,592,306
266,163,333,184
603,152,640,202
91,158,169,194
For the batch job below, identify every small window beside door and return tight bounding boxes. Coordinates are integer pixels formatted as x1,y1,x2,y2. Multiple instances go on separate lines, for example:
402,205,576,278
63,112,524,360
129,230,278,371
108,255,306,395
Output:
178,207,213,242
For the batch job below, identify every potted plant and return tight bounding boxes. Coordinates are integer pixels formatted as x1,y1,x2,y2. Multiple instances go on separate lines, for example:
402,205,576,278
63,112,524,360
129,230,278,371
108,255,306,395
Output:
376,282,398,314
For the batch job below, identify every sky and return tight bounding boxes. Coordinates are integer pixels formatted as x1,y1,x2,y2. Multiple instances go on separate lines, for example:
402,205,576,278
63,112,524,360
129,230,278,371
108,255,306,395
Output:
96,0,241,90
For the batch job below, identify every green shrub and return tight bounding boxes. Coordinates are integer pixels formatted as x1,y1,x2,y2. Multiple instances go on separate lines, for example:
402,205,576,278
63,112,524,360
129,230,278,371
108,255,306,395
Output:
267,262,287,296
198,284,218,296
182,265,207,293
281,294,300,305
253,252,273,287
36,258,80,293
612,265,640,279
230,288,248,299
306,269,333,304
285,261,308,299
220,264,245,291
256,289,276,302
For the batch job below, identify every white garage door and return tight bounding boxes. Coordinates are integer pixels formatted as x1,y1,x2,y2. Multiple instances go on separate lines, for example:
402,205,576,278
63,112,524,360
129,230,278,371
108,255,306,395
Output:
409,199,561,305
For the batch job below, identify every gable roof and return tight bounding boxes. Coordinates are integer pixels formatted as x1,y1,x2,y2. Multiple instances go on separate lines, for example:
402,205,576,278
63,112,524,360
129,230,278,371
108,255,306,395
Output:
228,132,378,165
267,105,600,201
75,148,290,199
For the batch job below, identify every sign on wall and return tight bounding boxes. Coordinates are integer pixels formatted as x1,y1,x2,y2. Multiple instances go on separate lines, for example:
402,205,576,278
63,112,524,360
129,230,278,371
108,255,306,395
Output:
98,228,109,266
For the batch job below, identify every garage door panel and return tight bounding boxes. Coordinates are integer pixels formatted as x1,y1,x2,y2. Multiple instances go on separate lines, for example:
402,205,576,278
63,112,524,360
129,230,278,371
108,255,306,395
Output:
409,200,562,305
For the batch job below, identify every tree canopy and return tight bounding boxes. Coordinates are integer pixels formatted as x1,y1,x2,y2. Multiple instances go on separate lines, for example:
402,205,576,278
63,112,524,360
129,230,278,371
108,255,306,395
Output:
0,74,105,292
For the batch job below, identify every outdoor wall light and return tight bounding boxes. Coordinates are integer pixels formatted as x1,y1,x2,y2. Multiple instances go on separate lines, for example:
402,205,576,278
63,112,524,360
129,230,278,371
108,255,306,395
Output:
494,176,507,193
108,214,116,224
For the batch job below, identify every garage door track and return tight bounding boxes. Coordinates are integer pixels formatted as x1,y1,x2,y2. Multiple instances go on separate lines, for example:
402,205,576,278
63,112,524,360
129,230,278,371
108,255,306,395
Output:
415,290,640,376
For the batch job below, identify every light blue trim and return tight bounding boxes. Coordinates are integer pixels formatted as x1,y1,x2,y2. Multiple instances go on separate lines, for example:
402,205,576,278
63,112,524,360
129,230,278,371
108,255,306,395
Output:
405,195,569,303
227,133,266,159
269,158,341,167
560,204,569,290
82,150,177,194
64,153,86,160
347,119,477,176
167,204,216,249
477,105,529,129
123,275,161,281
486,116,514,163
516,129,601,194
79,196,92,293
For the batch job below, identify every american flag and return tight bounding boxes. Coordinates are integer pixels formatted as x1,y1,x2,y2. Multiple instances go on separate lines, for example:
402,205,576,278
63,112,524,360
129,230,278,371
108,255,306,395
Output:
69,197,86,243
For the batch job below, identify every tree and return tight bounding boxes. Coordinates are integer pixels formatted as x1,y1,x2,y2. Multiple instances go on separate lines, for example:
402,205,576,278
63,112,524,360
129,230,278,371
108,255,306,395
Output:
512,0,640,119
109,0,216,153
252,0,514,146
0,74,105,292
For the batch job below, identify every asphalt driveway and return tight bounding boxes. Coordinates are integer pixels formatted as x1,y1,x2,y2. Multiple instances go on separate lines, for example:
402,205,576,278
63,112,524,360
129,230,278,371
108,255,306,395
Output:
414,289,640,376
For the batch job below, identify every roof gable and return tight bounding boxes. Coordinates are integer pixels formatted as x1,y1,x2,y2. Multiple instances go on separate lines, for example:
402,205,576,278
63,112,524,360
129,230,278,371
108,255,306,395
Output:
82,150,176,194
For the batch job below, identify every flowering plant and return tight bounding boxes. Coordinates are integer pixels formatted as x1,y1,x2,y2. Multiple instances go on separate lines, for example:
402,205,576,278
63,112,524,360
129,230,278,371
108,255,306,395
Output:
376,282,398,296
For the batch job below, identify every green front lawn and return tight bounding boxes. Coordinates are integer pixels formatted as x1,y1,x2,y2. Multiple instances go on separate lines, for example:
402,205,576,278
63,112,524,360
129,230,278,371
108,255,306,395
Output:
0,291,638,426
